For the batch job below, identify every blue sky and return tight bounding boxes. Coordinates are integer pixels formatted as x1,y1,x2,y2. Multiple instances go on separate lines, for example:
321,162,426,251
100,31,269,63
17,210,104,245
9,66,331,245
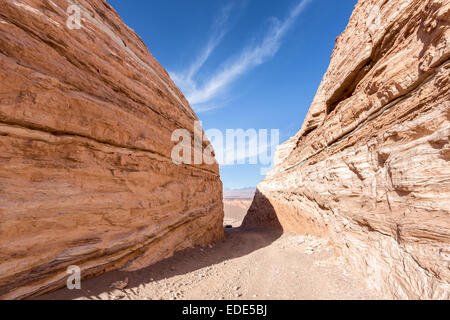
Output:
108,0,357,189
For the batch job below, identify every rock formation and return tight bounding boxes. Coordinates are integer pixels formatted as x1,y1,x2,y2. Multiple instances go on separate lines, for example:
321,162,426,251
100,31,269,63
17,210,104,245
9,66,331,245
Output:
244,0,450,299
0,0,223,299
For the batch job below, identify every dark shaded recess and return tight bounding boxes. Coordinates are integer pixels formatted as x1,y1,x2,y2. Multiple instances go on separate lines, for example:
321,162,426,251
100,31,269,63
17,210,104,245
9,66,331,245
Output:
326,57,373,115
242,189,283,231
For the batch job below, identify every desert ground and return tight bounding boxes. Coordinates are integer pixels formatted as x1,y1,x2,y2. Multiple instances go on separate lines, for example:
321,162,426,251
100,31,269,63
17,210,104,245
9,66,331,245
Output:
37,198,383,300
223,200,252,227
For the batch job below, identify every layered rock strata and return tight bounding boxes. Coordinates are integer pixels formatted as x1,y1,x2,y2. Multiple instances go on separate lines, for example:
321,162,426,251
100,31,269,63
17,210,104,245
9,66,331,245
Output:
0,0,223,299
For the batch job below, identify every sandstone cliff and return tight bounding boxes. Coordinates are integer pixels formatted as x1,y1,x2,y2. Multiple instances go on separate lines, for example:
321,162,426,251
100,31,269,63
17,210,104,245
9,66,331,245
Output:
0,0,223,299
244,0,450,299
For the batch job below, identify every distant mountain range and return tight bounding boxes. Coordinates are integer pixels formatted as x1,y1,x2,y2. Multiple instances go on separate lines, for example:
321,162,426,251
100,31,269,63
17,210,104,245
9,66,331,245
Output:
223,187,256,200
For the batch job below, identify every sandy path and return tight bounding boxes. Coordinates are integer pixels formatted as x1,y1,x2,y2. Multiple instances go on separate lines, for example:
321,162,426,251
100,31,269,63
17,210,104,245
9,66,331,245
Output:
38,227,383,300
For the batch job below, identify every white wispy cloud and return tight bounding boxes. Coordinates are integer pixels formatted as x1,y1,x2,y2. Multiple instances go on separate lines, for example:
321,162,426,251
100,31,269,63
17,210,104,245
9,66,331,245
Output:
170,4,234,99
171,0,311,111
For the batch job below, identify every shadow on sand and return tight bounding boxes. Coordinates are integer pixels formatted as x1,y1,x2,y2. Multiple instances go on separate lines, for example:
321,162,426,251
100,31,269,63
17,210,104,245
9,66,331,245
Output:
35,189,282,300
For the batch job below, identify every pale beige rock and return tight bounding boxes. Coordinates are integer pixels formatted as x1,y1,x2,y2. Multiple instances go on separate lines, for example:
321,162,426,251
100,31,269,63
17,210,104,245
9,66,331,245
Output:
0,0,223,299
244,0,450,299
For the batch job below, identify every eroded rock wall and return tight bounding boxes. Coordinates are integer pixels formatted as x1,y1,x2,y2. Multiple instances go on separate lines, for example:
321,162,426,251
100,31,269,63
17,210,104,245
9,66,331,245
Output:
244,0,450,299
0,0,223,299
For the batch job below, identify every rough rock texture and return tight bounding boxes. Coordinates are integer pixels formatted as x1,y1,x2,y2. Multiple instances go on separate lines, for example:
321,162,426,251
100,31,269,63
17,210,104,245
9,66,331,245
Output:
0,0,223,299
244,0,450,299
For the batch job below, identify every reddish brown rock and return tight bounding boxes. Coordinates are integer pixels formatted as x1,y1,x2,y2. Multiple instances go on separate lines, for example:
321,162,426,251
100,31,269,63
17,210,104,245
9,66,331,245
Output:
244,0,450,299
0,0,223,299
